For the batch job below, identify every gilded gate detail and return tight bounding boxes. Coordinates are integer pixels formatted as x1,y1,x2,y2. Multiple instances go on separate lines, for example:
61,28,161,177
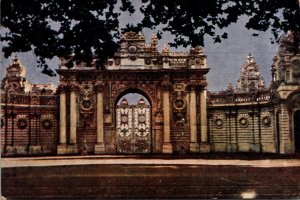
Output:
116,98,151,154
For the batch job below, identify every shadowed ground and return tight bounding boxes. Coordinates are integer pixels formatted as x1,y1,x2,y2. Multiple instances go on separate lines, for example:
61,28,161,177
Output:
2,154,300,199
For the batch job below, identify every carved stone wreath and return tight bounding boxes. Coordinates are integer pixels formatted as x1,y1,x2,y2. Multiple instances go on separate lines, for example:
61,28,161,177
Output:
81,99,93,111
128,45,137,53
174,98,186,111
215,118,223,128
262,116,271,127
239,117,248,127
42,119,52,129
195,58,202,65
17,118,27,129
145,59,151,65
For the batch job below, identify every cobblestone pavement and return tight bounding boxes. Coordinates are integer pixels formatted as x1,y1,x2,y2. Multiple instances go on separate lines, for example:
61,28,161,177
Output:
2,155,300,199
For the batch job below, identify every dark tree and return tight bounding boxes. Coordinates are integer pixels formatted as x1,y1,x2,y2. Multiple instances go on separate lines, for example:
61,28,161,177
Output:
1,0,299,76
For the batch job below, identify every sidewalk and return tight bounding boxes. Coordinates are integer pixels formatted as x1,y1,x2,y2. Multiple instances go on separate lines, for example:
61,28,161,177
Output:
2,154,300,168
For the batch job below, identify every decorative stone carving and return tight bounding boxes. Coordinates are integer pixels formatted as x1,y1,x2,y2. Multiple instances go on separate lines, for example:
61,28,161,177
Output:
262,116,271,127
79,84,95,127
173,83,186,92
16,115,28,129
238,113,249,128
236,53,265,92
1,55,32,93
261,112,272,127
212,114,225,129
174,98,186,111
278,31,300,54
41,114,54,129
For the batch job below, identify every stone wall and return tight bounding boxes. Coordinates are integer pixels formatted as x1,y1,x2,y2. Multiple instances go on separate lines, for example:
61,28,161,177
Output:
1,92,58,156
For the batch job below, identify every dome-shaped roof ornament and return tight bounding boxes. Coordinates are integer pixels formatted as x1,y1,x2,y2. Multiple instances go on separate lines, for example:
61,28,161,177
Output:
120,98,128,106
138,97,146,105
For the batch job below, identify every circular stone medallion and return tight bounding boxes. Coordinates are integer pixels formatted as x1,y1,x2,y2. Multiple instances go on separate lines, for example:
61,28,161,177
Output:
17,118,27,129
42,119,52,129
81,99,93,110
262,116,271,126
239,117,248,127
215,119,223,128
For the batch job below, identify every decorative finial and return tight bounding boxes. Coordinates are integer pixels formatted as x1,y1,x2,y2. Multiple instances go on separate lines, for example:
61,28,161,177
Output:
12,54,19,64
162,43,169,53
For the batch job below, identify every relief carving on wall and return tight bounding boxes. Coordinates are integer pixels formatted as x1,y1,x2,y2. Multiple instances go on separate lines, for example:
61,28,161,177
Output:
213,114,225,129
261,112,272,127
111,81,156,101
173,83,187,124
238,113,250,128
16,115,28,129
79,84,95,128
41,114,55,130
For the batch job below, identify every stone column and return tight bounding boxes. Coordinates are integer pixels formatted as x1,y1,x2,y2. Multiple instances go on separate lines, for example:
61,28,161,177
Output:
70,89,77,144
199,88,210,152
60,91,66,144
57,87,67,154
95,83,105,154
162,87,173,154
68,86,78,154
189,87,199,152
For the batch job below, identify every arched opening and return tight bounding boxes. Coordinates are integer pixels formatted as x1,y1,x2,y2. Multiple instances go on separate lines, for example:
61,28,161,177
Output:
294,110,300,153
115,92,151,154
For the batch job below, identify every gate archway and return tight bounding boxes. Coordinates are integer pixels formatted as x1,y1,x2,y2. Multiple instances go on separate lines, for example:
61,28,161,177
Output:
294,110,300,153
116,93,151,154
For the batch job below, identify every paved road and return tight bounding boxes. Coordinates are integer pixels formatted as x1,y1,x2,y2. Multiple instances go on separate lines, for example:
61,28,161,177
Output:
2,155,300,199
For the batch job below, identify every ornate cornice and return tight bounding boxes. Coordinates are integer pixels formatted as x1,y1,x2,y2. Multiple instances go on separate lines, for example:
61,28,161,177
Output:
94,82,105,93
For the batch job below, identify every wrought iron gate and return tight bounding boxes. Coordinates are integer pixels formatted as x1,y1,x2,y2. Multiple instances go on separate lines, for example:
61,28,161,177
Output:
116,98,151,154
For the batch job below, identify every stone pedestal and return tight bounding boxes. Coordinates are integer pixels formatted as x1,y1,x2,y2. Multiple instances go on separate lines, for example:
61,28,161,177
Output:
190,142,200,153
29,145,42,155
226,143,238,153
199,143,210,153
57,145,78,155
57,144,68,155
67,144,78,154
250,143,261,153
5,146,17,156
94,143,105,154
162,143,173,154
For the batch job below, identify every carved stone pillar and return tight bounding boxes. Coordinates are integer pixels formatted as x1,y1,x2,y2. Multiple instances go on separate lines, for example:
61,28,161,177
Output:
68,85,78,154
57,86,67,154
162,84,173,154
70,88,77,144
199,87,210,153
95,83,105,154
189,87,199,152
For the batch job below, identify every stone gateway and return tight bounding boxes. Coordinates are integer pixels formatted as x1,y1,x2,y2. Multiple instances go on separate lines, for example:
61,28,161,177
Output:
1,32,300,156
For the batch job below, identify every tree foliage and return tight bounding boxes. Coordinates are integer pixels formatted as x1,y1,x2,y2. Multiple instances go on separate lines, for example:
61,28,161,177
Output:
1,0,299,76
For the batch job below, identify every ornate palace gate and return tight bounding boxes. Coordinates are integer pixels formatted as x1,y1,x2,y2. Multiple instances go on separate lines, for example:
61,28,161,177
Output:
116,97,151,154
54,32,210,155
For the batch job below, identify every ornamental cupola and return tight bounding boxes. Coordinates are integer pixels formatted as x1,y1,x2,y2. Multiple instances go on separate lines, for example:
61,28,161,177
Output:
1,55,32,93
236,53,265,92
